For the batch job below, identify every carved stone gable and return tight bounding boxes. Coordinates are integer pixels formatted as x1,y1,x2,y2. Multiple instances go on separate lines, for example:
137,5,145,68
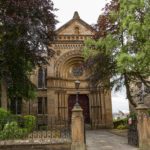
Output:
56,12,95,36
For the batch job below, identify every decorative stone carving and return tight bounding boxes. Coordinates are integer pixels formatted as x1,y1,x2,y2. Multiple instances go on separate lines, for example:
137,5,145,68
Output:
72,65,83,77
55,50,82,77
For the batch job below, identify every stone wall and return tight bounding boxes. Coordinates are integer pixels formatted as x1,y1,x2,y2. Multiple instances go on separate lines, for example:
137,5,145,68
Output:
0,138,71,150
0,143,71,150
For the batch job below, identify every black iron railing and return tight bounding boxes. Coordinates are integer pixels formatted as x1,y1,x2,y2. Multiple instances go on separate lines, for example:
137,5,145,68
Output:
0,116,71,141
128,118,139,147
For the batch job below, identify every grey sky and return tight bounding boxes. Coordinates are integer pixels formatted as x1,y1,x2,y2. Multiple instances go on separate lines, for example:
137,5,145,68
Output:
53,0,129,113
112,88,129,113
54,0,110,28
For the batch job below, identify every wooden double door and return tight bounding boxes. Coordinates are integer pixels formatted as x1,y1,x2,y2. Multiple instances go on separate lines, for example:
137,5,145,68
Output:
68,94,90,124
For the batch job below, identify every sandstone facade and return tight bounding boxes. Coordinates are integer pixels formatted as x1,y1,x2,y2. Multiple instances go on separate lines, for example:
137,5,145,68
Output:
22,12,113,128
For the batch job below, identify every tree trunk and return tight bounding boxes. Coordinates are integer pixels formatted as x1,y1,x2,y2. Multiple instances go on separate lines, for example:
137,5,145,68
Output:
124,73,137,108
1,78,7,110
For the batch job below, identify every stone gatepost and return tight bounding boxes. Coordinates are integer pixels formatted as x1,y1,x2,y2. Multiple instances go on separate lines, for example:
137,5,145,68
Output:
136,103,150,150
71,104,86,150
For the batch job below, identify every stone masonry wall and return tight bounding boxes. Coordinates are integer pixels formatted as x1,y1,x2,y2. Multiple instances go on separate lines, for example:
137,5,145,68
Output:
0,143,71,150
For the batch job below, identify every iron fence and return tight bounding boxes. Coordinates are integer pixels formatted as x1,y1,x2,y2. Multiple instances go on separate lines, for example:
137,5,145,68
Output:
0,116,71,141
128,118,139,147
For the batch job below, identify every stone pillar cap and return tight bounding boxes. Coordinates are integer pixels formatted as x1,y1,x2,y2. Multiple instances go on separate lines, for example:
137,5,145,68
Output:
136,103,149,110
72,105,83,112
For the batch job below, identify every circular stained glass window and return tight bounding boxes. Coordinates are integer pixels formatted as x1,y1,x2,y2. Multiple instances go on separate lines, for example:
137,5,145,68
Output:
72,65,83,77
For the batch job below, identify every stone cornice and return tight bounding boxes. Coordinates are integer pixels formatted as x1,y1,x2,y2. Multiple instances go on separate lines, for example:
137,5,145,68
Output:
51,41,84,44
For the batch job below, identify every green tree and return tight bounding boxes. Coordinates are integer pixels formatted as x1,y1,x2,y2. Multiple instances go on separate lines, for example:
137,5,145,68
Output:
83,0,150,108
0,0,57,109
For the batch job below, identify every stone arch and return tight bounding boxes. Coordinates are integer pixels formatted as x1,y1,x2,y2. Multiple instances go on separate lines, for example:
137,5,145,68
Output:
54,50,86,79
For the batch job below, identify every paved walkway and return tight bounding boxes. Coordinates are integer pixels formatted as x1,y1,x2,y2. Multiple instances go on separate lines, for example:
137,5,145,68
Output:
86,130,138,150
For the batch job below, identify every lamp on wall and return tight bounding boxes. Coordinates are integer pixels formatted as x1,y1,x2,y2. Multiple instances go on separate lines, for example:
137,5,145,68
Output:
74,80,80,106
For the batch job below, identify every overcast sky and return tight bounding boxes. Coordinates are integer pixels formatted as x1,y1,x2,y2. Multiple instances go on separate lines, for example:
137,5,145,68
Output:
53,0,129,113
54,0,110,28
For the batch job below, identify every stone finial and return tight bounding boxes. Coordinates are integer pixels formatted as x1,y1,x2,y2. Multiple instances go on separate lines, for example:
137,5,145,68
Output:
73,11,80,19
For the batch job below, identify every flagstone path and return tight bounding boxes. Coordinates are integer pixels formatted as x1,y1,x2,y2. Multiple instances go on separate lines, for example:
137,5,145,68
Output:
86,130,138,150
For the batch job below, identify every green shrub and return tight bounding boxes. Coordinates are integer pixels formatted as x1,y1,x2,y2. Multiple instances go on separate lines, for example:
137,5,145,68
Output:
0,108,11,130
0,108,11,120
0,121,28,140
113,118,128,129
117,124,128,130
12,115,25,128
0,110,37,140
128,112,137,120
24,115,36,131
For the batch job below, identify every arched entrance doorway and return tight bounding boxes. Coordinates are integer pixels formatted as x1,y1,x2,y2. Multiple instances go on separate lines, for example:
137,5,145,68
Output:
68,94,90,124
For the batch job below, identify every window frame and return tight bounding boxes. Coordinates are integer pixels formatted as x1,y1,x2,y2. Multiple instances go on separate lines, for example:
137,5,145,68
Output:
37,67,47,89
37,97,48,115
10,97,22,115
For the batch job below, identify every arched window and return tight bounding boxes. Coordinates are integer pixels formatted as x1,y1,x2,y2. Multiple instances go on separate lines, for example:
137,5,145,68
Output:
74,26,80,34
38,67,47,89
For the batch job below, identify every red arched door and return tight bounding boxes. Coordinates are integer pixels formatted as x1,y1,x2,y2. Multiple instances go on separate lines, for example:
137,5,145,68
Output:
68,94,90,124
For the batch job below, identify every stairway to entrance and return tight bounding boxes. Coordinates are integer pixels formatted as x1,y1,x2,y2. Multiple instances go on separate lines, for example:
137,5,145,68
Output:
86,130,138,150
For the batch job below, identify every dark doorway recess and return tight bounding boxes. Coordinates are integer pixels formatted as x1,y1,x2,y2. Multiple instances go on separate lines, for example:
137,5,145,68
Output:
68,94,90,124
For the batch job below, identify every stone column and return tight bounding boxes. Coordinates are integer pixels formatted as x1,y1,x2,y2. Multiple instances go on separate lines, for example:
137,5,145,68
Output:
47,90,57,128
104,90,113,128
71,105,86,150
136,103,150,150
47,91,56,117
